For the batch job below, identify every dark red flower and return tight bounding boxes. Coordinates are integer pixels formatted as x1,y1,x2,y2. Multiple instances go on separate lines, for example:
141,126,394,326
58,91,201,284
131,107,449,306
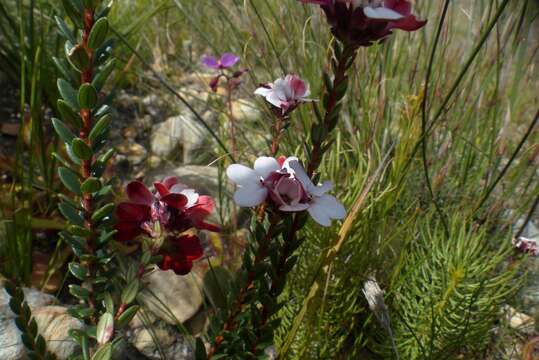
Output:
300,0,426,47
154,177,220,233
158,235,204,275
115,177,219,242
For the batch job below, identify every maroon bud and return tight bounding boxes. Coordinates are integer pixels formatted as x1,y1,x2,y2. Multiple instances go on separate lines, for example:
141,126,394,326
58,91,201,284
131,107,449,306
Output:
209,75,220,92
232,68,249,78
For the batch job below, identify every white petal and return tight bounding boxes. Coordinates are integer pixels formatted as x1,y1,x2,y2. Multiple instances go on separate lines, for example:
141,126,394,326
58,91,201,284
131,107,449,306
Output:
254,156,280,179
233,187,268,207
316,194,346,220
307,203,332,227
363,6,404,20
285,157,316,193
266,91,285,108
303,85,311,98
279,203,310,212
227,164,260,186
169,183,188,194
274,78,292,100
310,180,333,197
254,87,272,97
180,188,200,207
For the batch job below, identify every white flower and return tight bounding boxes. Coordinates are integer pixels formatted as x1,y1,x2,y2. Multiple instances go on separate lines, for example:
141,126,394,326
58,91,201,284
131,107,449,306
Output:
254,74,313,113
226,156,346,227
283,157,346,227
226,156,282,207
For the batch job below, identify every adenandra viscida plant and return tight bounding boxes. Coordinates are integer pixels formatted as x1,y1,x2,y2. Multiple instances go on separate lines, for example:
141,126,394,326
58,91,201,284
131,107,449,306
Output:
203,1,426,358
50,0,140,358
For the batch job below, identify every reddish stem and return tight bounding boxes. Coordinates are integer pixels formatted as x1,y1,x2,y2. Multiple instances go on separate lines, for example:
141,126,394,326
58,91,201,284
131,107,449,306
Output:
307,45,355,176
79,7,97,322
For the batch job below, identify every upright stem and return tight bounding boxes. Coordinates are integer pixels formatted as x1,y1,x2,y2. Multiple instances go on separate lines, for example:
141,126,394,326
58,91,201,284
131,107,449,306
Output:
307,45,355,176
225,80,238,228
79,7,97,320
208,219,279,358
80,7,94,229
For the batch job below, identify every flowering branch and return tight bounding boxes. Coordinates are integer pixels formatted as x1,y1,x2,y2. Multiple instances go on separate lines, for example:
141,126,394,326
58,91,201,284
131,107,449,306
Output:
204,1,427,358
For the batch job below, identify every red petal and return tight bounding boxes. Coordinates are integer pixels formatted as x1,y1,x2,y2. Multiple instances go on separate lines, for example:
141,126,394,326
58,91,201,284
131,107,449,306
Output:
178,235,204,261
158,254,193,275
161,193,188,209
116,203,150,222
115,222,142,241
196,195,215,213
196,221,221,232
153,182,170,197
390,15,427,32
385,0,412,16
126,181,154,205
163,176,179,189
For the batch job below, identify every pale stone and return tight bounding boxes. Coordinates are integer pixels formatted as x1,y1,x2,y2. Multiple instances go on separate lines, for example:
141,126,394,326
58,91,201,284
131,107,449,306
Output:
139,270,204,325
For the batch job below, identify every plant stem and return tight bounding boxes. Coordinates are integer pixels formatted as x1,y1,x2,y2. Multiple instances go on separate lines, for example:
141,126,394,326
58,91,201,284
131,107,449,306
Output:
207,219,278,358
307,44,356,176
79,6,97,322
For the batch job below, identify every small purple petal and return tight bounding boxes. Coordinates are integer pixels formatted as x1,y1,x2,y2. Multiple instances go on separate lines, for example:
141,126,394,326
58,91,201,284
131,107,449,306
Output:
219,53,240,68
201,55,219,69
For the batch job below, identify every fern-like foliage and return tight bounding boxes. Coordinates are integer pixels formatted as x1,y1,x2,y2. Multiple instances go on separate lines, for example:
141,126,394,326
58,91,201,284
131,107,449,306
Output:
389,217,523,360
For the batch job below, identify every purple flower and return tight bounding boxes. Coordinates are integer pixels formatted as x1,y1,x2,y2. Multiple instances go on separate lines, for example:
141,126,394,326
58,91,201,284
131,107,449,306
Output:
201,52,240,70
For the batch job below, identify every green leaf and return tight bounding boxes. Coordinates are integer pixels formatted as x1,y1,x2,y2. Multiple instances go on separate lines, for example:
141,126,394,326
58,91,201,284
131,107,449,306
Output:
78,83,98,109
80,177,101,193
55,16,76,44
62,0,82,27
68,225,92,237
69,285,90,299
195,337,207,360
96,230,116,247
57,99,83,129
121,280,140,305
58,202,84,227
66,144,82,165
89,114,112,143
103,293,114,314
72,138,93,160
82,0,95,7
94,104,111,118
92,58,116,91
57,79,79,111
67,44,91,72
52,118,75,144
94,38,114,66
91,343,112,360
35,335,46,355
88,18,109,50
92,203,115,222
115,305,139,329
81,332,90,360
96,313,114,345
58,167,81,194
53,56,78,84
68,262,88,280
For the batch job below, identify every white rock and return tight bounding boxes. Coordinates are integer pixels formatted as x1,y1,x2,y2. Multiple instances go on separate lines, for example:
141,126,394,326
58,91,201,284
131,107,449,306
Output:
139,270,204,325
1,285,58,360
33,306,84,359
150,114,208,163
